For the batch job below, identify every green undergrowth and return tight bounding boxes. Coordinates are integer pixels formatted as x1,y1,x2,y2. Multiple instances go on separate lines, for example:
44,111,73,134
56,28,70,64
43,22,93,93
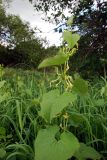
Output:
0,66,107,160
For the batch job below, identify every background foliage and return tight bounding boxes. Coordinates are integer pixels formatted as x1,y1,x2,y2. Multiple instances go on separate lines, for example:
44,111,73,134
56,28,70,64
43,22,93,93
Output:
0,1,58,68
30,0,107,75
0,0,107,73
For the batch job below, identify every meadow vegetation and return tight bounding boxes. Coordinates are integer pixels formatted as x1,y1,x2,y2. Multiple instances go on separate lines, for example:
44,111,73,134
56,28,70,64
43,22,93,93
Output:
0,28,107,160
0,0,107,159
0,64,107,160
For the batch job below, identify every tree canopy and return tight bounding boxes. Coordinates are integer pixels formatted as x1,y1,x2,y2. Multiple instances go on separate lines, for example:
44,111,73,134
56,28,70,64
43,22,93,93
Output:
0,3,35,47
29,0,107,74
0,0,107,73
0,2,47,67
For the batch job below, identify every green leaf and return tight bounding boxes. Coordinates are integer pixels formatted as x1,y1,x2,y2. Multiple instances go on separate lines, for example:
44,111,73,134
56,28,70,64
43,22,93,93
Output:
38,54,68,69
0,80,5,89
6,152,26,160
63,31,80,48
63,31,72,47
35,126,80,160
39,90,77,122
101,84,107,96
74,143,101,160
0,127,6,136
71,33,80,47
67,16,73,26
16,100,23,132
50,92,77,121
39,89,59,122
72,78,88,96
0,93,9,103
0,148,6,158
6,143,34,155
93,99,105,107
69,113,85,127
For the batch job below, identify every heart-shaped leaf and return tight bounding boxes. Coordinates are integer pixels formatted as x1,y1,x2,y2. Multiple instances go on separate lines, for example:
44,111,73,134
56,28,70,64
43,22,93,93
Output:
35,126,80,160
63,31,80,49
39,89,59,122
38,54,68,69
39,89,77,122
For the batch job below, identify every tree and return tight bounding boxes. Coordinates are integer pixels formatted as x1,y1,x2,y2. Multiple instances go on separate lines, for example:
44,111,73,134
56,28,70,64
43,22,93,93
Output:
0,2,46,67
0,3,8,45
29,0,78,22
13,39,45,67
0,6,35,47
71,0,107,74
30,0,107,74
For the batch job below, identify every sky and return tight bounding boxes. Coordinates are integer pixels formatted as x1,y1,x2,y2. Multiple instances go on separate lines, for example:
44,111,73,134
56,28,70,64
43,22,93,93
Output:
4,0,62,46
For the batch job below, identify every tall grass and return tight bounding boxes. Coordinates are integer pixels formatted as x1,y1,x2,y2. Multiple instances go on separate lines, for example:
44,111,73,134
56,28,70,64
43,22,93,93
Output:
0,67,107,159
